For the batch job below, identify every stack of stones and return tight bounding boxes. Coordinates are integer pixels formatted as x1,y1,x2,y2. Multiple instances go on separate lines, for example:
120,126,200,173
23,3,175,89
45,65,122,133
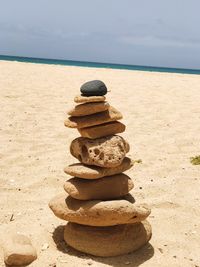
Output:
49,80,152,257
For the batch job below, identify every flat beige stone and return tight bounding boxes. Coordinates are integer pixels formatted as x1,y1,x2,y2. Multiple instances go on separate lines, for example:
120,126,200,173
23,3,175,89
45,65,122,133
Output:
64,220,152,257
78,121,125,139
49,193,151,226
3,233,37,266
64,106,122,129
64,157,134,179
63,173,134,200
70,135,130,168
67,102,110,117
74,95,106,103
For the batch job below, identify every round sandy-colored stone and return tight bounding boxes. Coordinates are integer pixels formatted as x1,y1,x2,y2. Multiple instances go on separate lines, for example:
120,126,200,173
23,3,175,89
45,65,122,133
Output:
67,102,110,117
49,193,151,226
64,106,122,129
64,157,134,179
70,135,130,168
63,174,134,200
3,234,37,266
64,220,152,257
78,121,125,139
74,95,106,103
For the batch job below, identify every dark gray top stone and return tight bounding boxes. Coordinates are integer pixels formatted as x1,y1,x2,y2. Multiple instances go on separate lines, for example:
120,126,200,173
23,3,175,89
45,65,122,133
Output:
80,80,107,96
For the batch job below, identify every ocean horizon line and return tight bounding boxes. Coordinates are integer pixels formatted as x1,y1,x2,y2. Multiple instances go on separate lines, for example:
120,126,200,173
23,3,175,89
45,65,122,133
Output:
1,54,200,75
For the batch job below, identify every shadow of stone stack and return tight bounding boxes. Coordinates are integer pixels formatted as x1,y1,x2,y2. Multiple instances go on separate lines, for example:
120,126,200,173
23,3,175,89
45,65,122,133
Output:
49,80,152,257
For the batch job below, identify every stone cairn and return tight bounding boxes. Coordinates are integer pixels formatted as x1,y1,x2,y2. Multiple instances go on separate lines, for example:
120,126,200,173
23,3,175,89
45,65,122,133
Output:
49,80,152,257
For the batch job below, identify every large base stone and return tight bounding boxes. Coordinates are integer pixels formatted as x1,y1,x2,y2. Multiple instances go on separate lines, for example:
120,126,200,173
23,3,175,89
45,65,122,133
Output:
64,221,152,257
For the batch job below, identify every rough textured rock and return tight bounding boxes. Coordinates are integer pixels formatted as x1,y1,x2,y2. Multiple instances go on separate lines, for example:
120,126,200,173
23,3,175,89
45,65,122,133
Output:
64,106,122,129
64,157,133,179
78,121,125,139
67,101,109,117
63,174,134,200
3,233,37,266
49,193,151,226
74,95,105,103
70,135,130,168
64,220,152,257
80,80,107,96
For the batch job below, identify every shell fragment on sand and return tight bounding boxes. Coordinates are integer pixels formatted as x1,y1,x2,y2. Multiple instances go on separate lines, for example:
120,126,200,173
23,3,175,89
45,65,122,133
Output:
74,95,106,103
64,106,122,129
70,135,130,168
78,121,125,139
64,221,152,257
64,157,134,179
63,173,134,200
49,193,151,226
67,102,110,117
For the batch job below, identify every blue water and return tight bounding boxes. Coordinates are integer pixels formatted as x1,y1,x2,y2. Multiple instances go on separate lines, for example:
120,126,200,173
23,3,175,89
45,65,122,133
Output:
1,54,200,75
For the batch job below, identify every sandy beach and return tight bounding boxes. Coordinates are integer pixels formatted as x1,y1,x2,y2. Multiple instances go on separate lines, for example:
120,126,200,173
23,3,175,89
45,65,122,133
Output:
0,60,200,267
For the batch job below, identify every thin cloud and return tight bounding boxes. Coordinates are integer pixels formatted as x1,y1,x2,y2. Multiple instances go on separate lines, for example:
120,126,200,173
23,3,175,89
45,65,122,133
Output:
119,35,200,48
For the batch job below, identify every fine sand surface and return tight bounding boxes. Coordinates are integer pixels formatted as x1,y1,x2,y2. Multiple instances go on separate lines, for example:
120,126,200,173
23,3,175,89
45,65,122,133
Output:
0,60,200,267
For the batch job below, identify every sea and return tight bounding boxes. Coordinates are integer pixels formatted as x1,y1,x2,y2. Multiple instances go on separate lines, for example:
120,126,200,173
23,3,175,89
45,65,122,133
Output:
1,55,200,75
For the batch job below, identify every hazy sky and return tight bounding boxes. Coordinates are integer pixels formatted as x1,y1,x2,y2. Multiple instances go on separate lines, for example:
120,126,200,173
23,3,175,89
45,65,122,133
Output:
1,0,200,69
